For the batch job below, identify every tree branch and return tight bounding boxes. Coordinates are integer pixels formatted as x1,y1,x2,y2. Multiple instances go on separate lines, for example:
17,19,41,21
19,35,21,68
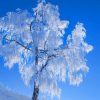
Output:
35,54,57,77
40,54,56,72
5,38,32,52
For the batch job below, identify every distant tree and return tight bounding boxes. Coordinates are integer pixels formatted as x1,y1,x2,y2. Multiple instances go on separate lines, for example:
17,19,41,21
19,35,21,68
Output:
0,0,93,100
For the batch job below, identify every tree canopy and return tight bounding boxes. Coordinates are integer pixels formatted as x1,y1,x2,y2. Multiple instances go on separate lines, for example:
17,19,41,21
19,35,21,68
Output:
0,0,93,99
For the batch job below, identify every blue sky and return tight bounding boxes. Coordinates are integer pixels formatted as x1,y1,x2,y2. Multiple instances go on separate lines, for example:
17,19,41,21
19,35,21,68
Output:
0,0,100,100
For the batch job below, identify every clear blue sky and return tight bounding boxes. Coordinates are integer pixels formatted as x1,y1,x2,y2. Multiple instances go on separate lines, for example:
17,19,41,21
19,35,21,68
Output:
0,0,100,100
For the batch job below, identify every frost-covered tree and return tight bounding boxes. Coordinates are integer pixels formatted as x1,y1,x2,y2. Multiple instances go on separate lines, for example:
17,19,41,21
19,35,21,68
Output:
0,0,93,100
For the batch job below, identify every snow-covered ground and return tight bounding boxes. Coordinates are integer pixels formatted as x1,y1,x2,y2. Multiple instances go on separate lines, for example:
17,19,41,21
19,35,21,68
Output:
0,85,31,100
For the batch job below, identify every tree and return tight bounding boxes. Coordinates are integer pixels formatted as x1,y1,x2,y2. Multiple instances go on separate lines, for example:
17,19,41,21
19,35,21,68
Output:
0,0,93,100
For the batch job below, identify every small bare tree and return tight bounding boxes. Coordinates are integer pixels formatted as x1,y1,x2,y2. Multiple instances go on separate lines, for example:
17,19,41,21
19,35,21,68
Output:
0,0,93,100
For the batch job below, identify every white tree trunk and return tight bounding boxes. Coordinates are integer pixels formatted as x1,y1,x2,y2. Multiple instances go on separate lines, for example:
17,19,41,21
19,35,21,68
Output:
32,47,39,100
32,81,39,100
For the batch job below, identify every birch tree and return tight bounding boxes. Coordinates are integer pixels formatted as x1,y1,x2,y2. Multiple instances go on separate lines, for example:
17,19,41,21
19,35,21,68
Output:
0,0,93,100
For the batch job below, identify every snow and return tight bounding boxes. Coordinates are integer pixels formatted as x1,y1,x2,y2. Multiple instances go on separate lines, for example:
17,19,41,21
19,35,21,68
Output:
0,0,93,99
0,85,31,100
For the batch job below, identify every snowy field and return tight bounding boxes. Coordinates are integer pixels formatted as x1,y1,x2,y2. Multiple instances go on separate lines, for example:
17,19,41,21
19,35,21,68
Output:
0,85,30,100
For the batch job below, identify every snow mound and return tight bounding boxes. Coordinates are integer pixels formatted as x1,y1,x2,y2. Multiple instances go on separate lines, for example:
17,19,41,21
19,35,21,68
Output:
0,85,31,100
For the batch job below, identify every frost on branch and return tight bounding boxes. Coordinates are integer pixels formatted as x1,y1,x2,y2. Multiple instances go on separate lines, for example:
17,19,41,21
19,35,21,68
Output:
0,0,93,99
64,23,93,85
